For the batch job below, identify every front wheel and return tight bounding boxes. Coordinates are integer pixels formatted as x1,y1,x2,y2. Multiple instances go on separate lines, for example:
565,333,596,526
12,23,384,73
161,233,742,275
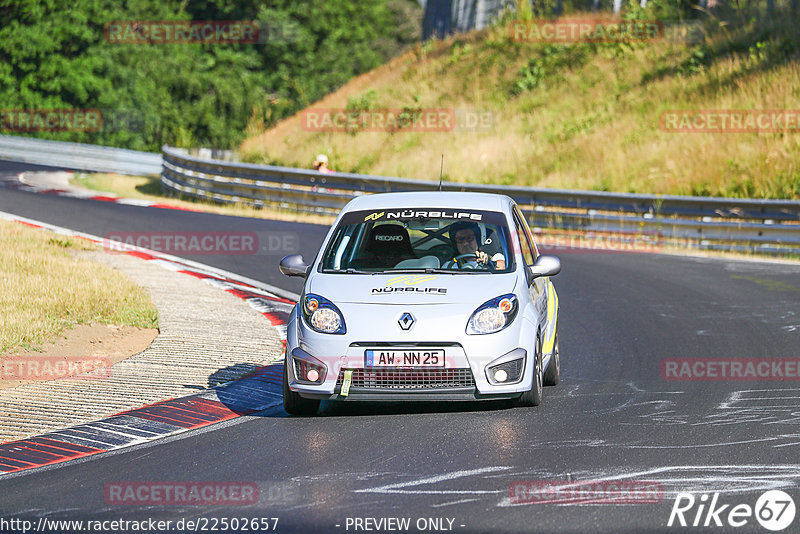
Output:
283,356,320,416
515,346,542,407
543,331,560,386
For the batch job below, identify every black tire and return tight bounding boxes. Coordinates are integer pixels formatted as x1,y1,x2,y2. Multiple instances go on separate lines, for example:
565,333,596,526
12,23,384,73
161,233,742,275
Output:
283,356,320,416
515,342,543,407
543,331,560,387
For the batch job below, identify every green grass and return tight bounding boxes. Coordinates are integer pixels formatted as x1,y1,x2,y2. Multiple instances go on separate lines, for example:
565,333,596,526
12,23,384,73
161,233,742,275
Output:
0,220,158,354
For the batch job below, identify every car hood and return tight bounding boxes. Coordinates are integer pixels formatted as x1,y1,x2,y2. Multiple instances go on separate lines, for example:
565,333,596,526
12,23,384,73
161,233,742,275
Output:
306,272,518,305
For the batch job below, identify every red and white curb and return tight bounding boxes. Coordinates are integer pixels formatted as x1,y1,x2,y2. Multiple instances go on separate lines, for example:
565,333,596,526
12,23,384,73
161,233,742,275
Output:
0,211,298,475
3,171,203,212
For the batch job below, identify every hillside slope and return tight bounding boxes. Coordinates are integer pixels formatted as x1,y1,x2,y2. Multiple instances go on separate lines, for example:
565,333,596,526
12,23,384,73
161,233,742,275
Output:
241,9,800,199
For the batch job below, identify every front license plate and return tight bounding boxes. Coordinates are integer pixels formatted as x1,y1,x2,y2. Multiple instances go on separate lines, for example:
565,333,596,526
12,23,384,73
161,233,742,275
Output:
365,349,445,368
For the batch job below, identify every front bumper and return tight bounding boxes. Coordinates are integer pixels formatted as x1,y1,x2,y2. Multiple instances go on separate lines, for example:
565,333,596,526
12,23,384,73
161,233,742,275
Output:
285,298,541,402
287,342,533,402
293,366,522,402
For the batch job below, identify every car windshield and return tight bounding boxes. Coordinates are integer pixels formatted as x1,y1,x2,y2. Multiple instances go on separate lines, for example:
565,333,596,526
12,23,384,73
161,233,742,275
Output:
320,208,514,274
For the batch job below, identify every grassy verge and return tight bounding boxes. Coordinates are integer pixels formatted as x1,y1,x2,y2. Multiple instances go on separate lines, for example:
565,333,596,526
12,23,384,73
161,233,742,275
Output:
0,219,158,354
241,8,800,199
71,173,335,225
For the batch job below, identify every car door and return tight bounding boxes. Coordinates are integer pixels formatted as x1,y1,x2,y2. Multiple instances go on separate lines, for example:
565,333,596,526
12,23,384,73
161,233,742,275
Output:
512,206,548,335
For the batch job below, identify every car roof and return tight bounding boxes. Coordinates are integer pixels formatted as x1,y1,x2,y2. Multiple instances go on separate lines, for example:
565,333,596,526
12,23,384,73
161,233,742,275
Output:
341,191,513,212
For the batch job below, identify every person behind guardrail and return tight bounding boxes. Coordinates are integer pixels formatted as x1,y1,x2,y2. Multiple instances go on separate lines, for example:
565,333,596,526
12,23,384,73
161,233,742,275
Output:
313,154,333,174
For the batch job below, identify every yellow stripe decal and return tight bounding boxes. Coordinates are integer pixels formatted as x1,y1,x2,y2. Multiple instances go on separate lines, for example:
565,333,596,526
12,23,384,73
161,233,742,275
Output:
341,369,353,397
386,274,436,286
542,281,559,354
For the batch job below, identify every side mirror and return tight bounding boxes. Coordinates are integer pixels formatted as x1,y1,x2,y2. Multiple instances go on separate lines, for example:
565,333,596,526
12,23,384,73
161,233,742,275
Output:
528,255,561,279
280,254,310,278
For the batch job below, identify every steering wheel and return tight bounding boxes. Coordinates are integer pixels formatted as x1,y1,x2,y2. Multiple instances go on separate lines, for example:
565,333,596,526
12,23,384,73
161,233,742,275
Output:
452,253,479,269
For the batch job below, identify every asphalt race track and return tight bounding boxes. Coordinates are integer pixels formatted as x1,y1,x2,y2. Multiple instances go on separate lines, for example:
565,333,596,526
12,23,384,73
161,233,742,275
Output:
1,161,800,533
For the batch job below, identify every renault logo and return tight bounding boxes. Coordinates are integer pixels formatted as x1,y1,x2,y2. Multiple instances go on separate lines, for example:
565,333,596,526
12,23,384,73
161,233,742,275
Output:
398,312,415,330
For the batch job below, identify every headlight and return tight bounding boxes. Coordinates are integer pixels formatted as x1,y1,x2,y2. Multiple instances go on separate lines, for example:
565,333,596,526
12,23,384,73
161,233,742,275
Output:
301,294,346,334
467,294,519,335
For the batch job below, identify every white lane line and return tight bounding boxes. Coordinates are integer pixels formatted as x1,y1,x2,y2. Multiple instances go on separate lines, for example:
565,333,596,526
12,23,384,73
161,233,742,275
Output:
115,198,156,207
431,498,481,508
616,435,800,449
497,464,800,507
355,466,512,495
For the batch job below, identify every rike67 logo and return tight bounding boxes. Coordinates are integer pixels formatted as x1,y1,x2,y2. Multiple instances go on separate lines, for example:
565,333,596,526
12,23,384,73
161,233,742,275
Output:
668,490,796,531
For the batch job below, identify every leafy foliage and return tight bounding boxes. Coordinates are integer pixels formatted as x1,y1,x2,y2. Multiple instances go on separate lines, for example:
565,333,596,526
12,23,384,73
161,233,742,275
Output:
512,44,587,94
0,0,421,150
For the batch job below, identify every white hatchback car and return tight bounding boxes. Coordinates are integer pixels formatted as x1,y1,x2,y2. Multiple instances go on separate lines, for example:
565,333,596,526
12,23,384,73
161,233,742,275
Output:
279,192,560,415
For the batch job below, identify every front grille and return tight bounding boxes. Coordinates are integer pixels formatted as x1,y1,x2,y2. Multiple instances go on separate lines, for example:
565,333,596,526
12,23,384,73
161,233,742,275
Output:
336,368,475,390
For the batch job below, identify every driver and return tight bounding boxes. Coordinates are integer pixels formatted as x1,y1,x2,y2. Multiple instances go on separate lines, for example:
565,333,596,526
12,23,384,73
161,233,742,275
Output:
444,221,505,270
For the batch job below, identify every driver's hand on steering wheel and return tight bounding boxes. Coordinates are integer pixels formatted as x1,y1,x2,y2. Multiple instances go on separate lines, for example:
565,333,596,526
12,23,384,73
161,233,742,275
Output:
475,250,489,264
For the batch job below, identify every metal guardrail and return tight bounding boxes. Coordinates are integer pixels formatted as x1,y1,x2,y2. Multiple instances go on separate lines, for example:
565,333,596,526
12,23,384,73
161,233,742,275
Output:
0,135,161,176
161,146,800,255
0,136,796,254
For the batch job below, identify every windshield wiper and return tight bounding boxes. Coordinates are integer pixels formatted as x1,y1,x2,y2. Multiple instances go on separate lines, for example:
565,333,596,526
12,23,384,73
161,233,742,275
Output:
323,268,375,274
389,268,456,274
325,267,475,275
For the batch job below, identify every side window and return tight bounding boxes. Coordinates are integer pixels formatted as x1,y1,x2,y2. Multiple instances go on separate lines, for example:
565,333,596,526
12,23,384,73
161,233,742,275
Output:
513,212,535,267
514,207,539,261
